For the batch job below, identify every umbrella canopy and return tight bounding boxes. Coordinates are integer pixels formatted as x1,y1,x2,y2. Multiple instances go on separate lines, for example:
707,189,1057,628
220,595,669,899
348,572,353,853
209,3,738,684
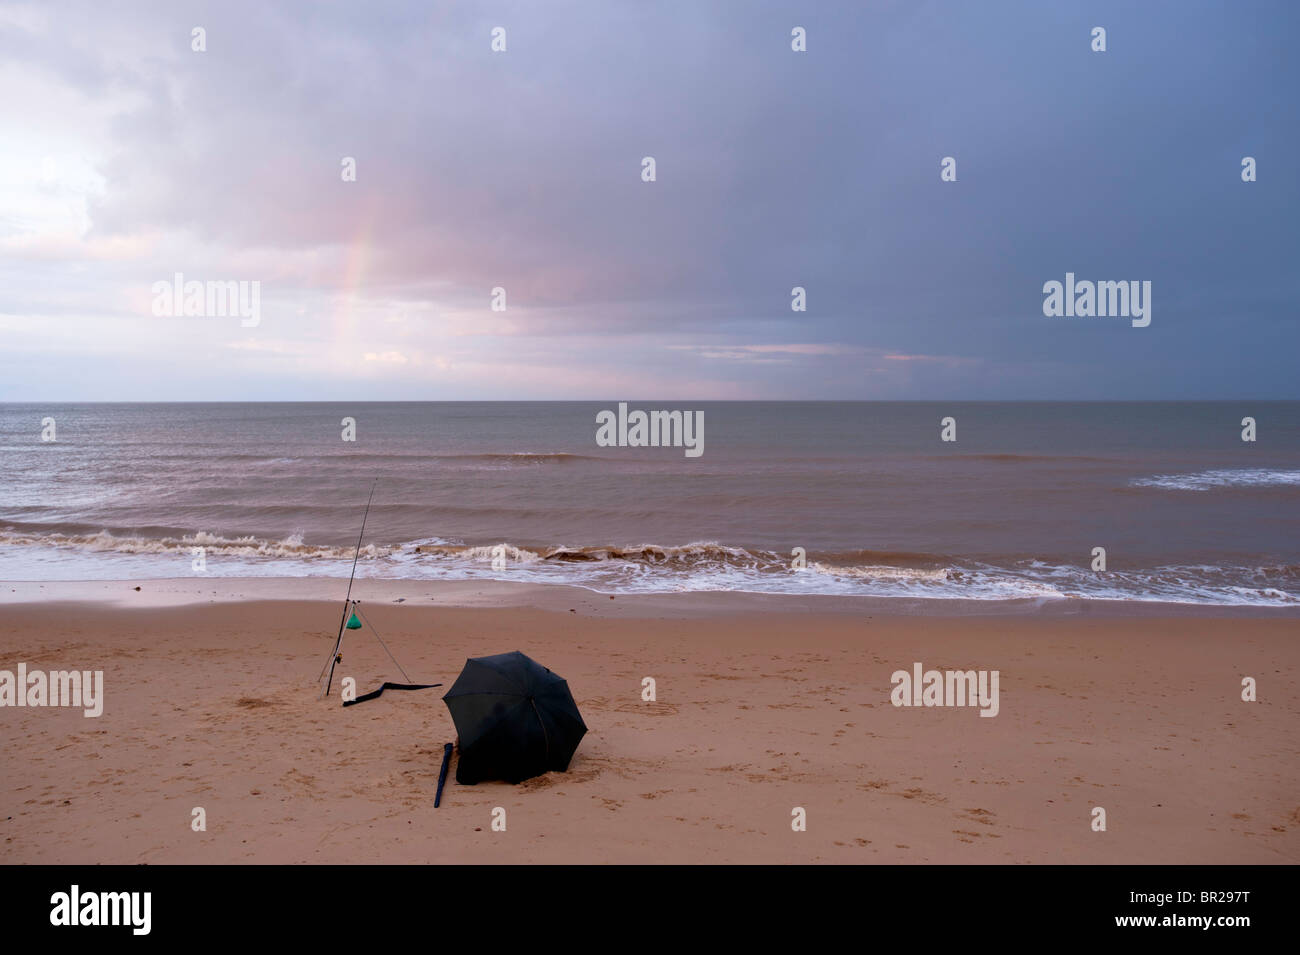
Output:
442,651,587,784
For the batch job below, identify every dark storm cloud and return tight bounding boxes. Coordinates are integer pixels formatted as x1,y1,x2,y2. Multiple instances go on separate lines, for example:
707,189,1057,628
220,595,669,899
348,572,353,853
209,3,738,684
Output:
2,0,1297,398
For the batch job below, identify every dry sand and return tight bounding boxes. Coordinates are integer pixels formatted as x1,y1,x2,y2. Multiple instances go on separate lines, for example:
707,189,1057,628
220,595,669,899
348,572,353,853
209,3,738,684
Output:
1,581,1297,864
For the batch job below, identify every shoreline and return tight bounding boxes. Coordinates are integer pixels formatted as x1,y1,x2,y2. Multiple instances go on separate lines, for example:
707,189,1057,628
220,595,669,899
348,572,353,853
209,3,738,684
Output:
2,575,1298,619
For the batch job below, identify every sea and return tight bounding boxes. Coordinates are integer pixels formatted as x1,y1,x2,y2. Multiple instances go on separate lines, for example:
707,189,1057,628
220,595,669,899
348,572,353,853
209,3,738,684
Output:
1,402,1297,607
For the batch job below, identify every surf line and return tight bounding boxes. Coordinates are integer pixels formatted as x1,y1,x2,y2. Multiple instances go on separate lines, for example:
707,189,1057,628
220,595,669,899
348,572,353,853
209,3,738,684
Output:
595,402,704,458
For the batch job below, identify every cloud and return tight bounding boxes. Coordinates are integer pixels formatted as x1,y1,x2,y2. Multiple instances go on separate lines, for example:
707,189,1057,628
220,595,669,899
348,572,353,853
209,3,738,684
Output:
669,343,867,363
1,0,1297,399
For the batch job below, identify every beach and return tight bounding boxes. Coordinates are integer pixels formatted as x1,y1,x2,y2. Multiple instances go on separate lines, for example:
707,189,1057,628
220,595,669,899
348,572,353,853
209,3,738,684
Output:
3,580,1296,865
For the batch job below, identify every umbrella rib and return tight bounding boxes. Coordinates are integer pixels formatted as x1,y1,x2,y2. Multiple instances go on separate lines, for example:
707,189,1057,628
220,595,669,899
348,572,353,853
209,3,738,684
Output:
530,698,550,760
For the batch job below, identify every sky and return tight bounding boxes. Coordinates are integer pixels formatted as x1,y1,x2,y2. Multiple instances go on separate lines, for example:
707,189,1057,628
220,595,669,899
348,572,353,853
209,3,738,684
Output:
0,0,1296,400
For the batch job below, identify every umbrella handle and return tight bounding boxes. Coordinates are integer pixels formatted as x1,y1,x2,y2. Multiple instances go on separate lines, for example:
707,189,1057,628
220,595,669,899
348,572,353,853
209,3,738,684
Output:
435,743,453,808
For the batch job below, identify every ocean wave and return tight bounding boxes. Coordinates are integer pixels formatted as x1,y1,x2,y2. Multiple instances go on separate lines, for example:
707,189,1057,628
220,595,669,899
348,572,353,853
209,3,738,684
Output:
1131,468,1300,491
0,530,1295,606
126,451,601,466
924,453,1114,463
810,562,950,582
812,548,950,567
437,452,601,464
0,528,396,560
410,540,769,567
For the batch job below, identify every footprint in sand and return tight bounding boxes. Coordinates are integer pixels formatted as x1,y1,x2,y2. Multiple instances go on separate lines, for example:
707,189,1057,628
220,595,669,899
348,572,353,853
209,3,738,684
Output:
611,701,679,716
892,787,947,806
281,768,320,796
957,808,996,827
235,697,280,709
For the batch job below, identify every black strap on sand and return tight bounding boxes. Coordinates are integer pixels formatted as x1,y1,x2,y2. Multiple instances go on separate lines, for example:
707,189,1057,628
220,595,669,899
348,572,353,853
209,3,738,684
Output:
342,682,443,707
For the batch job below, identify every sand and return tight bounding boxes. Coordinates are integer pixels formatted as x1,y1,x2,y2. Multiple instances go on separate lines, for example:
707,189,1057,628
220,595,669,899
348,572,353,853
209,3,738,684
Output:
1,580,1297,864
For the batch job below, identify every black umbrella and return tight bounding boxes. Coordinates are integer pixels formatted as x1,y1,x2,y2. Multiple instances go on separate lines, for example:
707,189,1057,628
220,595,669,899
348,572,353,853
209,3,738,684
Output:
442,651,587,784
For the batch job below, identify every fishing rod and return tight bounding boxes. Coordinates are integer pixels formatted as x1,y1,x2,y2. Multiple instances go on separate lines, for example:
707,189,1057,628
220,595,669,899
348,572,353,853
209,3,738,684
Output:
321,479,377,697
